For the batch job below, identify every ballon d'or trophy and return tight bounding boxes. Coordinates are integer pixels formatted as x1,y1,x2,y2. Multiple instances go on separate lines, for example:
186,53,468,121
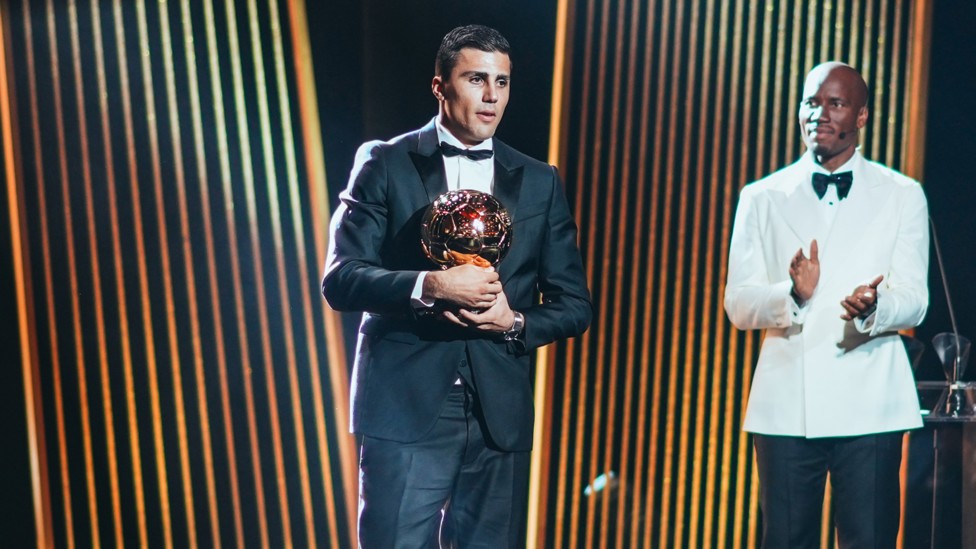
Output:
420,190,512,269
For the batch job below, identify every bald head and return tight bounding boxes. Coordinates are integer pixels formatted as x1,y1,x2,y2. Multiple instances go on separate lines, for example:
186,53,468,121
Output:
798,62,870,171
804,62,869,109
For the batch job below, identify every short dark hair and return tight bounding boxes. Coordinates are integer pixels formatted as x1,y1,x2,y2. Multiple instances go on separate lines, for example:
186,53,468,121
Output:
435,25,511,78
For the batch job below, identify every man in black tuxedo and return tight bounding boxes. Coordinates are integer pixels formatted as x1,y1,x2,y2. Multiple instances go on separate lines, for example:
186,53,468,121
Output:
323,25,591,547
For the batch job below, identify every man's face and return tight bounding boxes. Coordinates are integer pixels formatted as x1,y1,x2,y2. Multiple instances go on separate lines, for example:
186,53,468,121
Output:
432,48,511,147
798,65,869,167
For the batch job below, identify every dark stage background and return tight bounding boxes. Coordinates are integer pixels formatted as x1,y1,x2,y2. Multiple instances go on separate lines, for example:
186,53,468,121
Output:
3,1,974,548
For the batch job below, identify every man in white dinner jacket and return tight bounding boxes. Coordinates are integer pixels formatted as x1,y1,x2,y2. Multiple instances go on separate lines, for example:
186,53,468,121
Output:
724,62,929,548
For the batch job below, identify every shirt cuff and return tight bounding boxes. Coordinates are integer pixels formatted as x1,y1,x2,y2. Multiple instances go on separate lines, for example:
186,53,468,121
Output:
786,282,810,325
854,298,879,333
411,271,435,309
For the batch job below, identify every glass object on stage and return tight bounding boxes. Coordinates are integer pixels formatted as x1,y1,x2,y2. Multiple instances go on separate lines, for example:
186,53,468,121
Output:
928,333,975,420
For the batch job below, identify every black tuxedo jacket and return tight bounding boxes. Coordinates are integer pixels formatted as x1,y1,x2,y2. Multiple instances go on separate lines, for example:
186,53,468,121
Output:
323,119,591,452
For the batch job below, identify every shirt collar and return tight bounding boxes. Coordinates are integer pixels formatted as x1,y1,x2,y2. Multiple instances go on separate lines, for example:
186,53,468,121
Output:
435,118,494,153
803,147,861,176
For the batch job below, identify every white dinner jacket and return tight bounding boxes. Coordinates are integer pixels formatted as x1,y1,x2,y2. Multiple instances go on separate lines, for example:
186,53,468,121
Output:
724,151,929,438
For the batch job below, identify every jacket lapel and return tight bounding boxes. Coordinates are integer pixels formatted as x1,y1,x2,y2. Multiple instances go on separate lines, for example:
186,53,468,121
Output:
820,154,888,265
409,119,448,203
490,141,524,219
770,160,825,248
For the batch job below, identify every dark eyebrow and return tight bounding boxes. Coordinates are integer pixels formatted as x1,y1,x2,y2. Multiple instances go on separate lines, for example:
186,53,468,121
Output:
459,70,510,80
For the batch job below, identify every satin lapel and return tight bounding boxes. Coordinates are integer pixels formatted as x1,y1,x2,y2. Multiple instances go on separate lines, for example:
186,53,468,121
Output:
769,162,824,248
491,144,524,282
409,121,447,203
492,160,524,220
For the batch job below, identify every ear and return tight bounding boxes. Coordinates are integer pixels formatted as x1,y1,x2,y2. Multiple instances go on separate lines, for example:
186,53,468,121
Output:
856,105,869,129
432,76,444,101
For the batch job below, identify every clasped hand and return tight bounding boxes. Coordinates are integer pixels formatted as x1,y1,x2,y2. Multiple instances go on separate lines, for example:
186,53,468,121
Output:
840,274,883,321
788,239,882,320
423,264,514,332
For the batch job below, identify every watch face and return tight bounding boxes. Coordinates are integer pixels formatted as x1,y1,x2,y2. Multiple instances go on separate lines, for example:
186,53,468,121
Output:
503,312,523,341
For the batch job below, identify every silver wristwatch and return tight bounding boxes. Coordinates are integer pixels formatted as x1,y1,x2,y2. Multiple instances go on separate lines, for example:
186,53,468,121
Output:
502,311,525,341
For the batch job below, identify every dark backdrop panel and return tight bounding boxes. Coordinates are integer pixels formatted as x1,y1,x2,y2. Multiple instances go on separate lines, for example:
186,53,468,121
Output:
916,1,976,380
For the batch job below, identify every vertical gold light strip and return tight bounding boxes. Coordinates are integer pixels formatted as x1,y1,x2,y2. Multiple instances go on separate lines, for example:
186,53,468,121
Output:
177,0,244,546
45,1,102,544
657,0,689,544
871,0,889,161
89,1,148,545
747,454,760,548
821,1,833,60
222,0,285,542
672,0,704,547
67,2,126,545
803,0,817,101
565,0,597,545
594,0,629,540
731,1,762,543
702,4,736,546
768,0,789,169
858,0,874,155
266,0,342,542
821,474,832,548
155,2,223,542
134,0,199,544
886,0,904,167
581,0,614,543
112,1,174,545
1,3,54,547
546,0,573,168
687,1,719,547
244,0,317,544
553,286,577,547
741,0,768,527
897,435,909,549
717,7,750,549
611,0,645,545
903,0,931,179
732,338,755,547
639,0,674,543
201,0,271,544
850,0,862,70
787,1,803,159
533,0,574,544
628,0,660,544
756,0,775,175
284,0,357,544
834,1,846,72
750,10,773,535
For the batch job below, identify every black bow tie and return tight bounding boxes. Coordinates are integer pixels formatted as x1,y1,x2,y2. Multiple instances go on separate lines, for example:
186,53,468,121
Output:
439,142,493,161
812,171,853,200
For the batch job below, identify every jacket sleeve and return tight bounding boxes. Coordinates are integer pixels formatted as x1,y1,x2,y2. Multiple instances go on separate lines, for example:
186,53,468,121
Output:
322,142,422,314
519,167,592,353
858,183,929,334
723,185,802,331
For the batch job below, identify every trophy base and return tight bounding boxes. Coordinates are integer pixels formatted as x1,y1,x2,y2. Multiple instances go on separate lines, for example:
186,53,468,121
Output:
928,381,976,421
